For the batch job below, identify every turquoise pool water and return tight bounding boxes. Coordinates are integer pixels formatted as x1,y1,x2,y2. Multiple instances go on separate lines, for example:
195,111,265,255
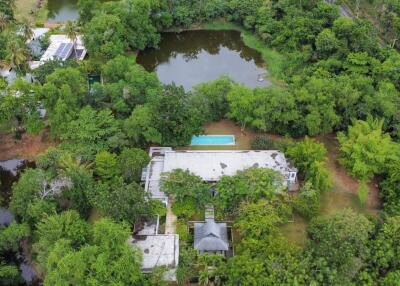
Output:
191,135,235,145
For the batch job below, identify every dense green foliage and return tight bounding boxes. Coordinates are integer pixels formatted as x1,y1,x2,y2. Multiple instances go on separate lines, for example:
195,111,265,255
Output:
161,169,210,218
39,216,144,285
338,117,396,180
307,209,374,285
1,0,400,285
215,167,284,214
0,222,29,286
287,137,331,193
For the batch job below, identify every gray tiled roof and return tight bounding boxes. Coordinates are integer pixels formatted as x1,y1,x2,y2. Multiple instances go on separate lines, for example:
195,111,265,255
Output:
194,220,229,251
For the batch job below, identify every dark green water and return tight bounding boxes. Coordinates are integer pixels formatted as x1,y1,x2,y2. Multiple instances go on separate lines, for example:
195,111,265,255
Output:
47,0,78,23
136,30,270,90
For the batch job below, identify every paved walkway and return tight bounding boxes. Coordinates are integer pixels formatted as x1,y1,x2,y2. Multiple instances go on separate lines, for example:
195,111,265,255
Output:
165,199,177,234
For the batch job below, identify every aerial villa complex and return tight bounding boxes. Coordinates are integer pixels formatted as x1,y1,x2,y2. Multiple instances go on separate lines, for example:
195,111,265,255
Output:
142,147,298,205
133,145,298,279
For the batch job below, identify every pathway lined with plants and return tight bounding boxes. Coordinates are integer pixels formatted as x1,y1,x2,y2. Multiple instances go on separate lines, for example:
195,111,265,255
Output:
165,199,177,234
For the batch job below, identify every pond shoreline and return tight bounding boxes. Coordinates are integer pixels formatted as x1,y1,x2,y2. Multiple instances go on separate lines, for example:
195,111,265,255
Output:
137,29,272,90
162,20,287,86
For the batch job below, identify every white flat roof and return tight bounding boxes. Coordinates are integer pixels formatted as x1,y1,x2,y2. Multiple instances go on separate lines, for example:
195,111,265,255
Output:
163,150,294,181
31,28,49,41
129,234,179,274
146,156,168,200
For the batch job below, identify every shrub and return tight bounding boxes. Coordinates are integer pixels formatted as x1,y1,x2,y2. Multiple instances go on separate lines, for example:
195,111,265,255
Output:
172,199,197,219
293,182,320,219
150,200,167,217
176,221,190,242
358,181,368,206
250,135,277,150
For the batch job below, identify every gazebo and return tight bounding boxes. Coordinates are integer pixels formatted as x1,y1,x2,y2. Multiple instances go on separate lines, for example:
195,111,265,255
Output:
194,218,229,255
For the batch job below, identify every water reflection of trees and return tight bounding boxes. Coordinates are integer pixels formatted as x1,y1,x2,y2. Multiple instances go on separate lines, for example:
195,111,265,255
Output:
138,30,264,70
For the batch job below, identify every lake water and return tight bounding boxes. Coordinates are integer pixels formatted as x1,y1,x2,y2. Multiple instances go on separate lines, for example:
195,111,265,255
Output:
47,0,79,23
137,30,270,90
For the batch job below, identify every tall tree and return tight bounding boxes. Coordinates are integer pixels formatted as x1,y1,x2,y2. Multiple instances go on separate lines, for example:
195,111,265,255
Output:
83,14,127,59
19,18,33,41
5,38,28,72
338,117,395,180
64,20,78,58
43,219,144,285
226,84,255,131
307,209,374,285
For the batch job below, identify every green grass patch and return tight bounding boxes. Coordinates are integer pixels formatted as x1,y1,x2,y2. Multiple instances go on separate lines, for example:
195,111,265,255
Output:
124,50,138,62
15,0,48,26
203,21,287,84
35,0,48,27
15,0,37,22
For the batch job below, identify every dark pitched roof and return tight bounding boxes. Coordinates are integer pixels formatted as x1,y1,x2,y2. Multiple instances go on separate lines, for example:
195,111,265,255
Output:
194,219,229,251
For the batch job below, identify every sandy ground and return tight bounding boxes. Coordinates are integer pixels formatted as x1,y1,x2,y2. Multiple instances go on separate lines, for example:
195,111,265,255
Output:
0,130,54,161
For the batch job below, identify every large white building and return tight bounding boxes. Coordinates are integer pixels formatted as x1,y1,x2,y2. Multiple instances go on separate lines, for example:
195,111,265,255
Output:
142,147,297,204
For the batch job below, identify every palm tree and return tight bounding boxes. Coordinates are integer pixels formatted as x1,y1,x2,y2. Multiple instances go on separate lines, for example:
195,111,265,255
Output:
19,18,33,41
64,20,78,59
59,153,93,173
0,12,9,31
5,39,28,72
8,0,16,11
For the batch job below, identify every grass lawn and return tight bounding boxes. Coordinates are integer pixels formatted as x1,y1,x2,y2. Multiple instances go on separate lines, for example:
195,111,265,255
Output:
15,0,48,26
125,50,138,62
15,0,37,22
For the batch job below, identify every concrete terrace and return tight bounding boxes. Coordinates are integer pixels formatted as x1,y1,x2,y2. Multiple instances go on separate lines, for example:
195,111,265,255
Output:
129,234,179,280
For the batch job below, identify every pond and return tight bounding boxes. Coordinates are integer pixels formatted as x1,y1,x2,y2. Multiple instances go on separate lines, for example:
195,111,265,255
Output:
137,30,270,90
47,0,79,23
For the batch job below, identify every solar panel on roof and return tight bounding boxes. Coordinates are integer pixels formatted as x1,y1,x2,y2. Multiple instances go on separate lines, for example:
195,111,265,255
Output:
54,43,66,59
59,43,73,60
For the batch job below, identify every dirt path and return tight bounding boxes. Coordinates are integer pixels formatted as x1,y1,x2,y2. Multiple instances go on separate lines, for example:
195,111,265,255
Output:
316,134,381,213
165,200,177,234
0,130,54,161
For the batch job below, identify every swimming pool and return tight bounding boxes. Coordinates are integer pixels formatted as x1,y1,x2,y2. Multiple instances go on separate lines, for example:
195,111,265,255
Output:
191,135,235,145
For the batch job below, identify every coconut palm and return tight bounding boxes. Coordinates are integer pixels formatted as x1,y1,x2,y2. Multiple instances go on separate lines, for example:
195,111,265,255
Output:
5,39,28,71
64,20,78,59
8,0,16,11
0,12,9,31
19,18,33,41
